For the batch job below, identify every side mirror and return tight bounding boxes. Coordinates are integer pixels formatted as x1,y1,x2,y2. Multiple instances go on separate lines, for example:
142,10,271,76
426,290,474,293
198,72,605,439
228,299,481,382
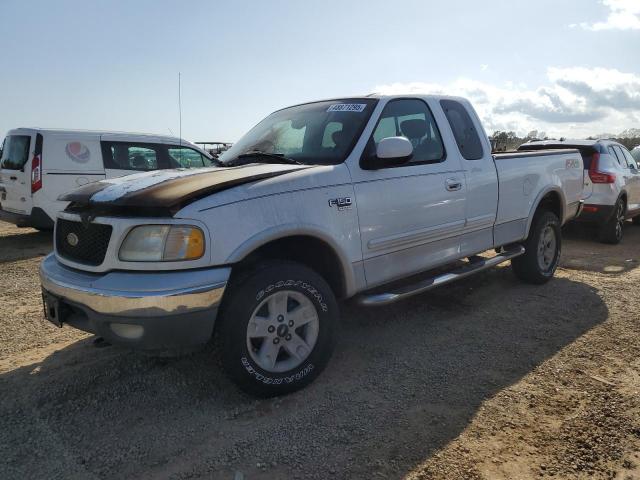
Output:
377,136,413,160
362,136,413,170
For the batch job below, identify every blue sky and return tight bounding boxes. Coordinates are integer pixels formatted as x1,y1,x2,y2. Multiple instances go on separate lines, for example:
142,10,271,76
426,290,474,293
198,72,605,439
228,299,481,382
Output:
1,0,639,141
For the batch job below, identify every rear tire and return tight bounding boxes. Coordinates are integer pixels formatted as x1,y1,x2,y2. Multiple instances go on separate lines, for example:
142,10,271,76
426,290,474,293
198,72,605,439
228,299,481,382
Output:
598,199,625,244
632,215,640,226
217,261,338,397
512,211,561,285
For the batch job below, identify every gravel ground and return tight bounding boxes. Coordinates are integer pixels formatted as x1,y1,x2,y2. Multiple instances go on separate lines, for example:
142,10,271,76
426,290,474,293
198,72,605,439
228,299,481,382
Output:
0,220,639,479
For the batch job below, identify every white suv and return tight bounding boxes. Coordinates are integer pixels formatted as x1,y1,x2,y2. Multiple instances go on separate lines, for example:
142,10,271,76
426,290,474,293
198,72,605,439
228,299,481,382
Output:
519,139,640,243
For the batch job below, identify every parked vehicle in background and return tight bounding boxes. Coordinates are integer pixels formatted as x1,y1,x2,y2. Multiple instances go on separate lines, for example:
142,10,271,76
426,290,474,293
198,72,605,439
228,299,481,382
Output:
0,129,215,230
632,146,640,163
40,95,584,396
518,139,640,243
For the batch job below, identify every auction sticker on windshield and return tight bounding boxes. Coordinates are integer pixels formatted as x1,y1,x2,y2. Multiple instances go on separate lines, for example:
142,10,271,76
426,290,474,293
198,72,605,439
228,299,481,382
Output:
327,104,367,112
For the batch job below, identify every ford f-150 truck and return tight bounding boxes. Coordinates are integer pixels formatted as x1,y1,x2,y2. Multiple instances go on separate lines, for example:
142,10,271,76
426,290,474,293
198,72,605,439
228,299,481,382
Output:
39,95,584,396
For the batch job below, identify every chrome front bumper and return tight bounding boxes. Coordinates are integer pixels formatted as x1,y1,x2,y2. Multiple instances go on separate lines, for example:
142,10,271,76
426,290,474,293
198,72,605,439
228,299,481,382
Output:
39,254,231,349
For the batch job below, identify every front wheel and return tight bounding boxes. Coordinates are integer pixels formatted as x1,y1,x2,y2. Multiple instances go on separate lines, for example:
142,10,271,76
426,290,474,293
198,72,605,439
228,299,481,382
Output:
512,211,561,284
217,261,338,397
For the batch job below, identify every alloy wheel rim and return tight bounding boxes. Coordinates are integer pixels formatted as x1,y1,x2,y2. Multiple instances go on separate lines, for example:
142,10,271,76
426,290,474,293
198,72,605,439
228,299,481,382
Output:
537,225,557,271
246,290,319,373
615,203,624,239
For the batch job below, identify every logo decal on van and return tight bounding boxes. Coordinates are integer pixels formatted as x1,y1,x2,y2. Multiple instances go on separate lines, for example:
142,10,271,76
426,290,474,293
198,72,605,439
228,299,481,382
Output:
65,142,91,163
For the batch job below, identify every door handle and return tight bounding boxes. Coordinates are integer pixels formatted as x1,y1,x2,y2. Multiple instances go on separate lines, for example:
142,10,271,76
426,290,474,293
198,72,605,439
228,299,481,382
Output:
445,178,462,191
10,176,17,181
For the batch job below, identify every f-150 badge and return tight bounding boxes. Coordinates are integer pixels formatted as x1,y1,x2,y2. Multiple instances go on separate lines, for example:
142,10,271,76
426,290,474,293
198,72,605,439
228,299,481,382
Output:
328,197,352,211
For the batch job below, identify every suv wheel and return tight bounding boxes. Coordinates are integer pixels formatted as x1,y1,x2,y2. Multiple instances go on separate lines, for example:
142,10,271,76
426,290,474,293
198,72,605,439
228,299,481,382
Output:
599,199,625,244
512,210,561,284
217,261,338,397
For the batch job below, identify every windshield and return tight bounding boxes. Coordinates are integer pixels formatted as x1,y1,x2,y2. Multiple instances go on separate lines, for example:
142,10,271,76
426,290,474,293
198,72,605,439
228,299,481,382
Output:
220,98,378,166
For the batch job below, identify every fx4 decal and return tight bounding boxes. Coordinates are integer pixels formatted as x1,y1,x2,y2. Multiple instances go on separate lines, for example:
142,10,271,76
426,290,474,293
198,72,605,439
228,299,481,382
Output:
328,197,352,211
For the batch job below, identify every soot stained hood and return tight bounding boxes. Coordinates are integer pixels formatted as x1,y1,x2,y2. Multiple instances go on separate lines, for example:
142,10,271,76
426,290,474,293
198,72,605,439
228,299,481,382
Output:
60,164,310,214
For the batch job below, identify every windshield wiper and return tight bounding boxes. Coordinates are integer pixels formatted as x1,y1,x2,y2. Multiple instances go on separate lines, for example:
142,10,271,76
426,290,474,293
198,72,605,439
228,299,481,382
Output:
236,150,303,165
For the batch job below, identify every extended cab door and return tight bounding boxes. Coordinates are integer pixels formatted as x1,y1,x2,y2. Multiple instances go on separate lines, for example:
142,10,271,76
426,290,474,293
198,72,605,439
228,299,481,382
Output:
439,99,498,252
350,98,466,288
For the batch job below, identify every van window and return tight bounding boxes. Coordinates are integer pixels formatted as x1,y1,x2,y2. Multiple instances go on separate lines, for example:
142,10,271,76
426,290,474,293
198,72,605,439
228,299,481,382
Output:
102,142,161,171
440,100,484,160
0,135,31,170
167,146,211,168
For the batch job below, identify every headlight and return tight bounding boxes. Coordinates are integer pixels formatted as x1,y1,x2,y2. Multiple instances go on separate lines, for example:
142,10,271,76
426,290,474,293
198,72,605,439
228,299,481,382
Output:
119,225,205,262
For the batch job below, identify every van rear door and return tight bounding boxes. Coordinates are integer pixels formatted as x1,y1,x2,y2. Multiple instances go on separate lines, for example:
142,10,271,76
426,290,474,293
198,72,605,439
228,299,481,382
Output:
0,134,34,215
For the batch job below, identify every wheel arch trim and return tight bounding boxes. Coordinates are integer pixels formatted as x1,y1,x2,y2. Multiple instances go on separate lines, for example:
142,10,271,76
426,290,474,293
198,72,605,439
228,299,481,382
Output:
525,186,566,237
225,224,358,297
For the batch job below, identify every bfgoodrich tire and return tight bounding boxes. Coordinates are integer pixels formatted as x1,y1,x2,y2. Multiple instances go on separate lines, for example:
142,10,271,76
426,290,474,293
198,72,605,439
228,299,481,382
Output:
512,211,561,285
217,261,338,397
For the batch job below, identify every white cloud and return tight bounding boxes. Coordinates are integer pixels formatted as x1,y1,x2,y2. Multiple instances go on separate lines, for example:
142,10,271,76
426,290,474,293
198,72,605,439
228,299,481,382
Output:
576,0,640,31
372,67,640,138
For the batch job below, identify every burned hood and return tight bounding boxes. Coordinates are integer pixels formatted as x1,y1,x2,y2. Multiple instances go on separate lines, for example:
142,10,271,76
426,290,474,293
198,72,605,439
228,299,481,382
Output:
60,164,311,212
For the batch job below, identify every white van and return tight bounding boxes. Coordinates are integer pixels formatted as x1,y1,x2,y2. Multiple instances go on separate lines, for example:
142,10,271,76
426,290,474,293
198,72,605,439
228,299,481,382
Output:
0,129,215,229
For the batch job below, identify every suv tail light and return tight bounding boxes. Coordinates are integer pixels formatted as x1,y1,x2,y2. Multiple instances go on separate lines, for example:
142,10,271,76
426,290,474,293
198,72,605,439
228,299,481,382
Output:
31,154,42,193
588,152,616,184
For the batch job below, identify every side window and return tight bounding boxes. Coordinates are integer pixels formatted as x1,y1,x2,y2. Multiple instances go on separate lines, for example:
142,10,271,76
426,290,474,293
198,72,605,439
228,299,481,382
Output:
612,146,627,167
608,146,620,164
168,146,207,168
102,142,161,171
370,98,445,164
621,147,638,169
440,99,484,160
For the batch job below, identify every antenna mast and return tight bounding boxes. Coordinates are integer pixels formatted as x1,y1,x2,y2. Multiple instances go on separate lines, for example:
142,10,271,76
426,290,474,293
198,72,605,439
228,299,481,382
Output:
178,72,182,146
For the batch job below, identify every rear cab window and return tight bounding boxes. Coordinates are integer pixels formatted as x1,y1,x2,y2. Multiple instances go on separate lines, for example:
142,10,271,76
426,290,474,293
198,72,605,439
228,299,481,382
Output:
0,135,31,170
440,100,484,160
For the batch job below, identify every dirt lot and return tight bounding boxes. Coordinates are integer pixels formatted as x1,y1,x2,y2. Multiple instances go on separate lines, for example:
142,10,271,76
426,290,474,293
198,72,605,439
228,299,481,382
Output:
0,220,639,480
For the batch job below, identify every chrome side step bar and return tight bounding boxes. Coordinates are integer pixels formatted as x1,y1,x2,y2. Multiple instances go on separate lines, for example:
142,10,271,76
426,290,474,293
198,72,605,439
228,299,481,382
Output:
356,245,525,307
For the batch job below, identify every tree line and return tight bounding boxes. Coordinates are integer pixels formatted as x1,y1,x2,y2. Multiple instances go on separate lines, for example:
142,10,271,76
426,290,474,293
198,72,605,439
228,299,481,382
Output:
490,130,640,152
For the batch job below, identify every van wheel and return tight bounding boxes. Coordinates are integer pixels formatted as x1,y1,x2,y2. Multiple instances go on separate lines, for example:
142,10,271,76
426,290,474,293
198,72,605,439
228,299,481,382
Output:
599,199,625,244
512,211,561,285
217,261,338,397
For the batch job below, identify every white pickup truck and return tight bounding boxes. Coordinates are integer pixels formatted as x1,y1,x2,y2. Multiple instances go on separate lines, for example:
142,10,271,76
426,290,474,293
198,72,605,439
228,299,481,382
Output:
39,95,584,396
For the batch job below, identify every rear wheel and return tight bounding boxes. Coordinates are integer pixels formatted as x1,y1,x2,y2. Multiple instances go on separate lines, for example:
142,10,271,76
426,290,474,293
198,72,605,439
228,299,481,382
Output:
632,214,640,226
217,261,338,397
512,211,561,284
599,199,625,244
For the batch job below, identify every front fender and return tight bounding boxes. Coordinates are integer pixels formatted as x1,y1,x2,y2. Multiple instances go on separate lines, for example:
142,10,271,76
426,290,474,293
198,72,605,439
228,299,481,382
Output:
226,223,360,297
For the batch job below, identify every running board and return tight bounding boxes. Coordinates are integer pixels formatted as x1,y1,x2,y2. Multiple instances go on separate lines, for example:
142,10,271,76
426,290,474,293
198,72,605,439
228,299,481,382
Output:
356,245,525,307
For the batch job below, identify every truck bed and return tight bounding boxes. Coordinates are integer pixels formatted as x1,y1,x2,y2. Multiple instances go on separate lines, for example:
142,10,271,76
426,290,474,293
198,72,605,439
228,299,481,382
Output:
492,148,584,246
